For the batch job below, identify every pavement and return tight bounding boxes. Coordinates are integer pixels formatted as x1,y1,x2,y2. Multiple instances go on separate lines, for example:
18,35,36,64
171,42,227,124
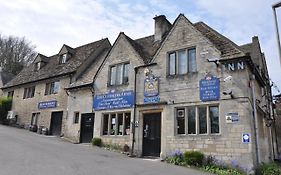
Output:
0,125,211,175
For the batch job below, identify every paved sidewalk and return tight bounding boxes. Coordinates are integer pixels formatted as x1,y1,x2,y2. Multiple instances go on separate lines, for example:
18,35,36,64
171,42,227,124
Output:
0,125,212,175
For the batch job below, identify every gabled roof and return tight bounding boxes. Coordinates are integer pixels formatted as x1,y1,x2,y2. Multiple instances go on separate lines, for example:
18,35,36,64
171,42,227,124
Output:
193,22,245,59
58,44,75,55
34,53,49,63
3,38,110,89
124,34,164,64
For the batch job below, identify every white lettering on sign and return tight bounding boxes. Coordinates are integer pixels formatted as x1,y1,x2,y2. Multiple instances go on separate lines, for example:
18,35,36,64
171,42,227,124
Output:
223,61,245,71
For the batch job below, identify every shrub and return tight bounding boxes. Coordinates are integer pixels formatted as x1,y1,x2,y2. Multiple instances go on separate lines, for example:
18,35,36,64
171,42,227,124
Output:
166,150,185,166
256,162,281,175
91,137,102,147
183,150,204,166
202,164,244,175
0,97,12,123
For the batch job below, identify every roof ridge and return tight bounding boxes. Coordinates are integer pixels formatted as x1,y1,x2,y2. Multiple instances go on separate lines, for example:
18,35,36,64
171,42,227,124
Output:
196,22,243,52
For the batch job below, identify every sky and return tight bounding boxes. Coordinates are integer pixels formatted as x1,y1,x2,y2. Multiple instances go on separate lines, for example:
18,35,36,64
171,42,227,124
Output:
0,0,280,95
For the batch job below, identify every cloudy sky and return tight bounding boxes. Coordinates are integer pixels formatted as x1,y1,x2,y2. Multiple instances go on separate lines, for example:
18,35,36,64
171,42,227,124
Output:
0,0,280,94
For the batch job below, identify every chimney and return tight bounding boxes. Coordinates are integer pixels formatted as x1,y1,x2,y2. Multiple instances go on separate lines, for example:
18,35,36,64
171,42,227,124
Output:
153,15,172,41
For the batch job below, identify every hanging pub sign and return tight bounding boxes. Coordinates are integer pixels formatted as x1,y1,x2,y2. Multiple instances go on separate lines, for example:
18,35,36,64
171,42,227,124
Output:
199,74,220,101
38,100,57,109
144,76,160,104
93,90,134,111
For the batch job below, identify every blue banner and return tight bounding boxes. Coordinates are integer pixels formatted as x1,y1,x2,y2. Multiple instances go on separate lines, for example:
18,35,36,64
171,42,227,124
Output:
38,100,57,109
93,90,134,111
199,76,220,101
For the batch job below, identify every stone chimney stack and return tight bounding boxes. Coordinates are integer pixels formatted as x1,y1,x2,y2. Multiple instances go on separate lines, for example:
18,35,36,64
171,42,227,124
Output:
153,15,172,41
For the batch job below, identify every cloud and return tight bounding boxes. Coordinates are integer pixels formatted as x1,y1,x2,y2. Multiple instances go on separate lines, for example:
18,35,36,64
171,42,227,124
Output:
0,0,280,92
192,0,281,94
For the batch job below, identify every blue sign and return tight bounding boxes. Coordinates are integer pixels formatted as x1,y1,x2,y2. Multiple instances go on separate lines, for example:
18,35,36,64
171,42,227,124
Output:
93,90,134,111
242,133,250,143
144,96,160,104
144,76,160,104
199,75,220,101
38,100,57,109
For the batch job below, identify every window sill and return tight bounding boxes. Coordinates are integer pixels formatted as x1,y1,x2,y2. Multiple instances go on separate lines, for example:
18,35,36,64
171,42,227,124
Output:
107,83,129,88
166,72,198,79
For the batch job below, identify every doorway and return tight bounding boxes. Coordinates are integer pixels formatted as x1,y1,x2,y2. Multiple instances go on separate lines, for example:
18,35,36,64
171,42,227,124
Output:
50,111,63,136
142,112,161,157
80,113,95,143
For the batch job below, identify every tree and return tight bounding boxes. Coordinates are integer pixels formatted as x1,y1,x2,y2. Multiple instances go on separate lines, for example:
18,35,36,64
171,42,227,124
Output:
0,34,37,75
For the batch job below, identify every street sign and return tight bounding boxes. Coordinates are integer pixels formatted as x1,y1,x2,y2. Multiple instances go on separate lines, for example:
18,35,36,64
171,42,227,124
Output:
242,133,250,143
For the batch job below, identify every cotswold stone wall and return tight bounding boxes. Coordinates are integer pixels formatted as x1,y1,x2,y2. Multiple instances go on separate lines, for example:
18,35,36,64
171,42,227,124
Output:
4,76,70,131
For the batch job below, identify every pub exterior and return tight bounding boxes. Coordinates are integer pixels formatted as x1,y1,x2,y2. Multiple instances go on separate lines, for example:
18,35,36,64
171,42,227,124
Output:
90,14,276,173
1,12,276,173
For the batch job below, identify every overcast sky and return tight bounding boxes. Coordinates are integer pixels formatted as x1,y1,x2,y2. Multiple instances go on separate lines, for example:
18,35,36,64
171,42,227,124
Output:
0,0,280,95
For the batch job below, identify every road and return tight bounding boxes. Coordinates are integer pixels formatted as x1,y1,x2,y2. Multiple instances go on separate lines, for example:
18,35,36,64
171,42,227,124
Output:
0,125,211,175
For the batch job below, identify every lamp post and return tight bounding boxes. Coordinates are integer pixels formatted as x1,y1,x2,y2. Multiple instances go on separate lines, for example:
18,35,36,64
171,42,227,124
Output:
272,1,281,67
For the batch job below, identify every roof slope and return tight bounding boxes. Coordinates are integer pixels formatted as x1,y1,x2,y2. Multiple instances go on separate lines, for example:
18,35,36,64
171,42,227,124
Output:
193,22,245,59
4,39,109,88
124,34,164,64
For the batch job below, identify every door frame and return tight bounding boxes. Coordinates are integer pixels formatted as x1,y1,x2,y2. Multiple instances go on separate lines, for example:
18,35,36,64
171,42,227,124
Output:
49,111,63,136
80,113,95,143
141,111,162,157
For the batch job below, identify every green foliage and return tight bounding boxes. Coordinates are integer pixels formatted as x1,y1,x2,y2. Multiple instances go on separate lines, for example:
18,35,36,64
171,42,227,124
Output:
256,162,281,175
0,97,12,123
202,164,244,175
166,150,185,166
183,151,204,167
91,137,102,147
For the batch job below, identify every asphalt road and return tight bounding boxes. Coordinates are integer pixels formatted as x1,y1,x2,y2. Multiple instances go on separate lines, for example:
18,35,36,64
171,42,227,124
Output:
0,125,211,175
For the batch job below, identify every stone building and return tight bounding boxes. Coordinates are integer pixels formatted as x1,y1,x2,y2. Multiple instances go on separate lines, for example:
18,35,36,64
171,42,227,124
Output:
1,39,111,136
88,14,275,172
0,12,275,173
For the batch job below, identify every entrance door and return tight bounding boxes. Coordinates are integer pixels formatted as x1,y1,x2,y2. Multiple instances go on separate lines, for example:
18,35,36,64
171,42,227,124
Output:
143,112,161,157
80,113,95,143
50,111,63,136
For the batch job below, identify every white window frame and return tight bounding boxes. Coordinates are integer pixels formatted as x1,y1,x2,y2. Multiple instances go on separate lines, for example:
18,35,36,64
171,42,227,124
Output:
168,48,196,75
109,62,129,86
175,105,220,135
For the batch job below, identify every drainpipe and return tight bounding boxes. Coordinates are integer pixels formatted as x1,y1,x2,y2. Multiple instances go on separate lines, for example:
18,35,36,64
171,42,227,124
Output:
130,63,157,157
251,74,260,164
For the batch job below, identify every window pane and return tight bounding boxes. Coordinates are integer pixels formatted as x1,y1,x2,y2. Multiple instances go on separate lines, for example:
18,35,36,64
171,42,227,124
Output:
31,87,35,97
177,109,185,134
117,113,123,135
169,52,176,75
74,112,79,124
103,114,109,135
110,114,116,135
178,50,187,74
124,113,131,135
53,82,60,94
188,48,196,72
210,106,219,134
123,63,129,84
110,66,116,85
199,107,207,134
188,107,196,134
116,64,123,85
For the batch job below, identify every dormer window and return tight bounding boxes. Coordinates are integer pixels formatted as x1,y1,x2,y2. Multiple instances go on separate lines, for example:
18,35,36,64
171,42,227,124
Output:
59,53,68,64
34,62,41,71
